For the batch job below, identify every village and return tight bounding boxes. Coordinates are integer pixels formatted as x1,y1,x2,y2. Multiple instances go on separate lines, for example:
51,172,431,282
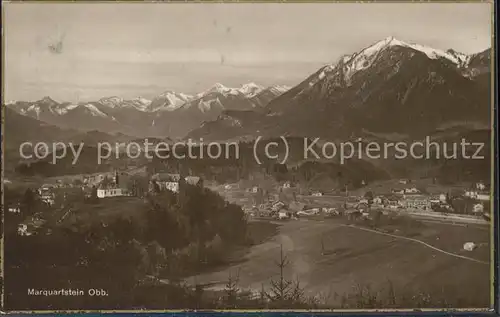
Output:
211,178,491,224
6,167,205,236
4,166,491,308
6,163,491,238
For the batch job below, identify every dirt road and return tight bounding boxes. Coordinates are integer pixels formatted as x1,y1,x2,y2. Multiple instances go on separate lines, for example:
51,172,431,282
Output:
184,218,490,307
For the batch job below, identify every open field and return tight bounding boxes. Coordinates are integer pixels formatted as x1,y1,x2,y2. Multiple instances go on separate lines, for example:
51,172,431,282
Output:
184,218,491,308
42,197,147,228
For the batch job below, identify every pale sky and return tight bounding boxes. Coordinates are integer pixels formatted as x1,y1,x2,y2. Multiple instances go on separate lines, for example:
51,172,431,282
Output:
4,2,492,102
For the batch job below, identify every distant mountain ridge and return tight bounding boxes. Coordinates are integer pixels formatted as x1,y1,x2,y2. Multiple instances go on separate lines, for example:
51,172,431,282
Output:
5,36,491,143
2,106,141,173
6,83,290,138
188,37,491,141
3,36,492,185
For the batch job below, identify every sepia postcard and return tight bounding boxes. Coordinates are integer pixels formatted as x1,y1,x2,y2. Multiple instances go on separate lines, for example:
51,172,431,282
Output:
1,1,496,312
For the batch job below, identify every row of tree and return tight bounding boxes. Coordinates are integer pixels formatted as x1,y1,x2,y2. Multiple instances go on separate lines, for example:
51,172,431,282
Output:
2,183,249,310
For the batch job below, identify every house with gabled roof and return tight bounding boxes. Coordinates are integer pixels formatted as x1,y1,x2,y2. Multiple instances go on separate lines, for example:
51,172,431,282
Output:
151,173,182,192
184,176,203,187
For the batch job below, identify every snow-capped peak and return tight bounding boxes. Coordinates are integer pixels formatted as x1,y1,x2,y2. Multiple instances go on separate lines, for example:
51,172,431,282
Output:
273,85,291,92
394,39,470,66
158,90,176,97
39,96,58,106
350,36,400,62
332,36,472,85
308,64,336,87
98,96,155,111
41,96,55,102
206,83,232,94
197,83,232,98
198,82,266,98
178,92,192,100
445,49,471,66
133,97,152,106
150,91,192,111
213,83,228,89
83,103,108,117
157,91,192,101
198,97,223,113
51,103,79,115
99,96,124,108
242,82,260,88
268,85,291,95
345,36,470,68
239,82,264,97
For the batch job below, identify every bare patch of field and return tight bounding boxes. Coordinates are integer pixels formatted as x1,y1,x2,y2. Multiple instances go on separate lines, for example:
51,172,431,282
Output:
184,218,490,308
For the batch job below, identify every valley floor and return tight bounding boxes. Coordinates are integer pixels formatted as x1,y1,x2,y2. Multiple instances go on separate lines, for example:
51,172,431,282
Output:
184,218,491,308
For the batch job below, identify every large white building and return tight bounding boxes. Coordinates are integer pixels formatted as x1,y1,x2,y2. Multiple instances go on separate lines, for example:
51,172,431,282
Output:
97,188,128,198
151,173,181,192
97,171,131,198
38,186,56,206
165,182,180,193
464,190,490,201
150,173,203,193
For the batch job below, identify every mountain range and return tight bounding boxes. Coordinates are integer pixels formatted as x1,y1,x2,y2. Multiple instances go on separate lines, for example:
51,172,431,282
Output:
188,37,491,141
2,107,137,156
5,83,290,138
3,36,492,182
4,37,491,146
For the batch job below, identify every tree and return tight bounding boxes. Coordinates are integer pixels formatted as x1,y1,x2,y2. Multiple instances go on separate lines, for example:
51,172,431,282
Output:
268,245,292,301
266,244,306,307
288,277,305,304
259,283,267,307
101,176,114,187
445,192,452,205
90,186,99,203
223,269,241,308
186,282,205,309
153,181,161,194
364,191,374,206
255,188,264,205
273,163,289,182
22,188,37,216
146,240,167,277
371,210,383,225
